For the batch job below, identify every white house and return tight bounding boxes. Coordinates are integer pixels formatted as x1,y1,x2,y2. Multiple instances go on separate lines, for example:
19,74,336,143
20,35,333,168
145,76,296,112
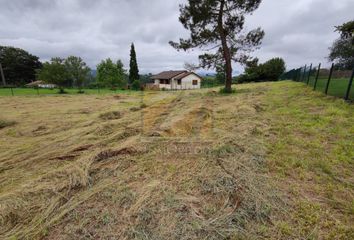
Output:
151,71,202,90
25,81,57,89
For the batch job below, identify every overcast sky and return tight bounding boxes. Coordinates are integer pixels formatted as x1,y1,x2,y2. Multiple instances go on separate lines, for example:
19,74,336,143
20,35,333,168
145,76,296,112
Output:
0,0,353,74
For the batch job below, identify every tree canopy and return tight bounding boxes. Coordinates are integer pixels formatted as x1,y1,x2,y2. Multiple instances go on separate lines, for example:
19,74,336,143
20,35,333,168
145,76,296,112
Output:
37,56,92,91
170,0,264,92
64,56,91,89
329,20,354,70
0,46,42,86
97,58,127,89
238,57,286,83
129,43,139,83
37,58,69,90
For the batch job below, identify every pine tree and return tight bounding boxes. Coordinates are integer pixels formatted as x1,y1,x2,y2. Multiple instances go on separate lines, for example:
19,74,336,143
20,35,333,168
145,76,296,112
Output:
170,0,264,93
129,43,139,84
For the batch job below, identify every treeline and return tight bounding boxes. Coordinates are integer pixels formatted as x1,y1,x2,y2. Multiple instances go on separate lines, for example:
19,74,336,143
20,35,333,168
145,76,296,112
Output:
0,46,42,86
0,44,149,92
236,57,286,83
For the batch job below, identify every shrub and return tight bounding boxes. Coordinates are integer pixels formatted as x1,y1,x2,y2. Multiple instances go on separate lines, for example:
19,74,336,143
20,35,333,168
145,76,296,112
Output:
219,87,236,94
58,88,68,94
238,57,286,83
131,80,141,91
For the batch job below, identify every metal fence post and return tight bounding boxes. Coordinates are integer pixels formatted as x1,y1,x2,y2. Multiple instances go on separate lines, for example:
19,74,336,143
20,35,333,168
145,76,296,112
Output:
297,68,301,81
294,69,298,81
302,65,307,82
10,87,14,96
313,63,321,91
307,63,312,85
325,63,334,95
345,68,354,100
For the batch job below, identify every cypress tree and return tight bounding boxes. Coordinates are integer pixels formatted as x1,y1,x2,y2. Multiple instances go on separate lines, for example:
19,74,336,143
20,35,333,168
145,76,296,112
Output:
129,43,139,84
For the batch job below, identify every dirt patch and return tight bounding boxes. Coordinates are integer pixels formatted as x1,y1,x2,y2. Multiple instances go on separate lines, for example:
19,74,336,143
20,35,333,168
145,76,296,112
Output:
99,111,122,120
113,95,124,100
130,107,141,112
72,144,94,153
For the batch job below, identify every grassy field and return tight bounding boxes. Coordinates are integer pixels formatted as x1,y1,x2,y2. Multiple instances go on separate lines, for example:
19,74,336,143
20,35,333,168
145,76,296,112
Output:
0,81,353,239
307,77,353,100
0,88,129,96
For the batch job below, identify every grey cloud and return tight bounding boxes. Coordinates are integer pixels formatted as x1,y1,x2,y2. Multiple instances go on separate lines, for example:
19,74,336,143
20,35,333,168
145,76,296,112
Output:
0,0,353,73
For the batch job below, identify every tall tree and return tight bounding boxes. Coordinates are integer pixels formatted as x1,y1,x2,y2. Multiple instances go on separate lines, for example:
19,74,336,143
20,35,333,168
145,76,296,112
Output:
328,20,354,70
97,58,127,89
129,43,139,83
64,56,91,89
170,0,264,93
0,46,42,86
37,58,69,92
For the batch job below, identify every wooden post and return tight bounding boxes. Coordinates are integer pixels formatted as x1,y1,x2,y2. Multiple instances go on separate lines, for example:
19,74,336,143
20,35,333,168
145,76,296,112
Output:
313,63,321,91
307,63,312,85
0,63,6,86
345,68,354,100
325,63,334,95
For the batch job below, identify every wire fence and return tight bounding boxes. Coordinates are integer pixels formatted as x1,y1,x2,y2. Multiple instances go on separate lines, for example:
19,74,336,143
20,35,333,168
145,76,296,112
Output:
281,63,354,101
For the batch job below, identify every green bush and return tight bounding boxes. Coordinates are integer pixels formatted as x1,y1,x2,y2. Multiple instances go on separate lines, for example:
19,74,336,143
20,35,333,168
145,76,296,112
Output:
219,87,236,94
131,80,141,91
238,57,286,83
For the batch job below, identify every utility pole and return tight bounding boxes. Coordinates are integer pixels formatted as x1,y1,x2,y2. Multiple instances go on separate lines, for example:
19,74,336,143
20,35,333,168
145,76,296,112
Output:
0,63,6,86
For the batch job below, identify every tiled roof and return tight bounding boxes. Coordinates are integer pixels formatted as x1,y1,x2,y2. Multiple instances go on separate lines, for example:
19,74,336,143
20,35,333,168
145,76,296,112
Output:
151,70,187,80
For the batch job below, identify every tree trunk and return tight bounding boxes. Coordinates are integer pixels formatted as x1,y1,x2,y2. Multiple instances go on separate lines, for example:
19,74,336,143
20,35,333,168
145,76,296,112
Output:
223,45,233,92
218,0,233,93
0,63,6,86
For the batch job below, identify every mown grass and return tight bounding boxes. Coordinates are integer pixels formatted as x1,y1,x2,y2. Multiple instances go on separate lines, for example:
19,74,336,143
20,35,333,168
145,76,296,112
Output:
0,81,352,239
264,81,354,239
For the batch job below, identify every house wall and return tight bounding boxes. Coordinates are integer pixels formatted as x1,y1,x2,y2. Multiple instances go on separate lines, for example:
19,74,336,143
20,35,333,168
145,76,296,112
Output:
152,73,202,90
171,74,201,90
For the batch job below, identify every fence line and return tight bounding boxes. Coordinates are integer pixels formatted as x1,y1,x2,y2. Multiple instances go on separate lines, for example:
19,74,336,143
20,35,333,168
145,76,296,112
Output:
281,63,354,101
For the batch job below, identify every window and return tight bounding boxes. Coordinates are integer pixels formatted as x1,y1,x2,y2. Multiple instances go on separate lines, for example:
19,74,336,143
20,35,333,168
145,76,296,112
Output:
178,79,181,85
159,79,170,84
192,80,198,85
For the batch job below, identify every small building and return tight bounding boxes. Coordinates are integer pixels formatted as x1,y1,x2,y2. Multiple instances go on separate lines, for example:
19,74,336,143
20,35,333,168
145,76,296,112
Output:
151,71,202,90
25,81,57,89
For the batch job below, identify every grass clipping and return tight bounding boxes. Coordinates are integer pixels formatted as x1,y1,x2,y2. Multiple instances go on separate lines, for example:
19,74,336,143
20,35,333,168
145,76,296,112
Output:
0,119,16,129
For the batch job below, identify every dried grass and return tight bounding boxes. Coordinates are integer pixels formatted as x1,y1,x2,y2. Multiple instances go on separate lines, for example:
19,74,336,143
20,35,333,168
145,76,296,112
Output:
0,85,289,239
0,119,16,129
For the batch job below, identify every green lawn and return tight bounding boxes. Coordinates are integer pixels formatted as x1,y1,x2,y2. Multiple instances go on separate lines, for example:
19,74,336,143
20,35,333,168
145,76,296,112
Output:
0,88,132,96
305,77,353,100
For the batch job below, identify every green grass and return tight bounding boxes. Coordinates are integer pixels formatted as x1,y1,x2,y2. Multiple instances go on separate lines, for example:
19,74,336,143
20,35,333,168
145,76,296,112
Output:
0,88,132,96
265,82,354,238
305,77,353,100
